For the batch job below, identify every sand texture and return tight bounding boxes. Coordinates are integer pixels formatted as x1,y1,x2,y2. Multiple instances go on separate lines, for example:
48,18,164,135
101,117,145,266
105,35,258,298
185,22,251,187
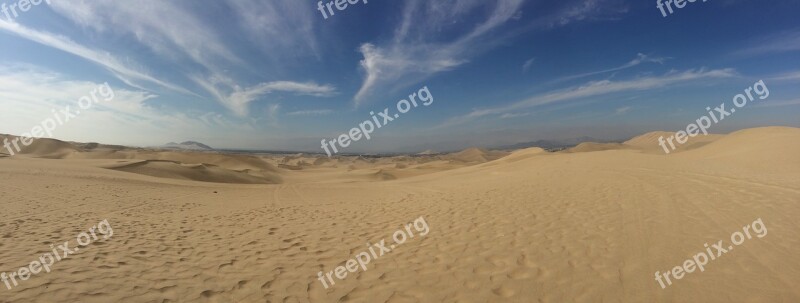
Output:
0,127,798,302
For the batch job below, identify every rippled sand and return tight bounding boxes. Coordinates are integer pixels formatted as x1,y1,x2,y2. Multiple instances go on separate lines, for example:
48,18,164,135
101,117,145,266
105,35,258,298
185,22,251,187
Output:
0,127,798,302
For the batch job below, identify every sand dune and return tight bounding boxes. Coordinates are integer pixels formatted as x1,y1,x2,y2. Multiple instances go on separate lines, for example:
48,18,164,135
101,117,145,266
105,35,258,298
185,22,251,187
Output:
106,160,282,184
679,126,799,157
16,137,80,158
624,130,724,153
678,126,800,172
476,147,547,168
560,131,725,154
564,142,630,153
370,169,397,181
448,147,510,163
0,127,798,302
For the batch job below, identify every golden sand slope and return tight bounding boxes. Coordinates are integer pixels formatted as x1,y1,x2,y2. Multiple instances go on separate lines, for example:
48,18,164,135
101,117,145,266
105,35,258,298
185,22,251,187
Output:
564,142,630,153
0,127,798,302
6,137,79,159
106,160,282,184
624,131,724,153
563,131,724,154
447,147,510,163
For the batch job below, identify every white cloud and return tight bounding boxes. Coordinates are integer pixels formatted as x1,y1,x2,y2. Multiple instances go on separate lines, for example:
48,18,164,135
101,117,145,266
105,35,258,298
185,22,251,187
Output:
191,75,337,116
0,64,260,146
555,53,668,83
770,71,800,82
441,68,737,126
226,0,320,58
752,99,800,108
550,0,628,26
501,112,531,119
522,58,536,73
48,0,238,70
615,106,632,115
353,0,630,106
354,0,525,106
0,19,195,96
286,109,335,116
0,65,151,136
46,0,334,116
735,30,800,56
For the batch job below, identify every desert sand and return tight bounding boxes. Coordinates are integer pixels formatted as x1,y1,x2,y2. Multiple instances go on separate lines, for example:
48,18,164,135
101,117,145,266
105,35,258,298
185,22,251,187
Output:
0,127,799,302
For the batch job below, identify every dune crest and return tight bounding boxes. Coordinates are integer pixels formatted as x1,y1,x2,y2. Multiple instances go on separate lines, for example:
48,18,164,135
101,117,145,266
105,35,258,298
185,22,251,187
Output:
1,128,796,187
565,142,630,153
624,130,723,153
107,160,282,184
448,147,510,163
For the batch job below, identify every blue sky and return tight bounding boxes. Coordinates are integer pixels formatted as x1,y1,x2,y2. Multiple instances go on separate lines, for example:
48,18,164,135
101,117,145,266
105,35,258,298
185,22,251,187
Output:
0,0,798,153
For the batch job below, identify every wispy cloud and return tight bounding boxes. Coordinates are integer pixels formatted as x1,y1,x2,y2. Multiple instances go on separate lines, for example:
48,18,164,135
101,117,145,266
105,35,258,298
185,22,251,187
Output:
353,41,465,106
441,68,737,126
0,64,222,145
47,0,333,117
49,0,239,70
501,112,531,119
264,104,281,127
191,75,337,116
752,99,800,108
770,70,800,82
0,19,195,96
353,0,525,106
548,0,629,26
353,0,630,106
734,29,800,56
522,58,536,73
227,0,320,58
286,109,335,116
615,106,632,115
555,53,668,83
0,64,155,117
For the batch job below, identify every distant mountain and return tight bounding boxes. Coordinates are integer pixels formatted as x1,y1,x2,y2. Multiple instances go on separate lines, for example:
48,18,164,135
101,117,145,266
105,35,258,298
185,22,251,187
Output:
497,137,617,150
161,141,214,151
